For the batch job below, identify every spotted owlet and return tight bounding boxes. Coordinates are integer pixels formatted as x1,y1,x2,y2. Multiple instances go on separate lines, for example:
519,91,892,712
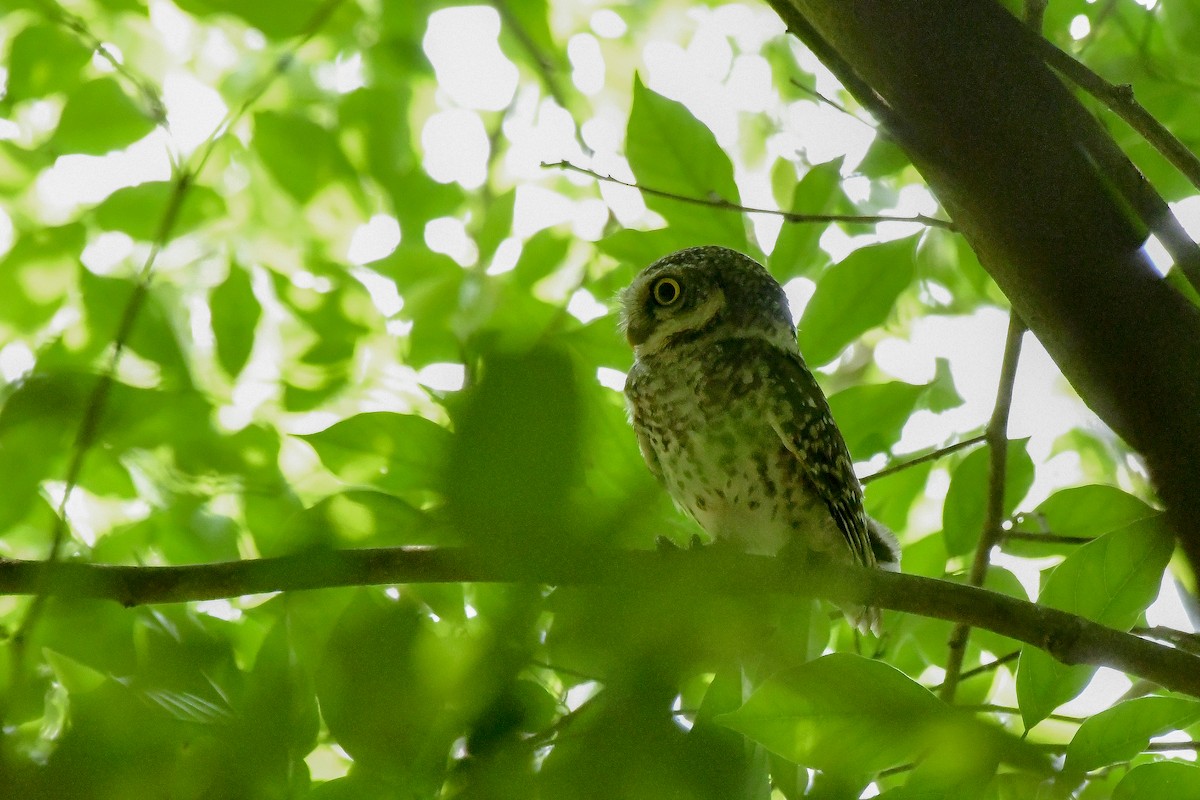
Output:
621,246,900,627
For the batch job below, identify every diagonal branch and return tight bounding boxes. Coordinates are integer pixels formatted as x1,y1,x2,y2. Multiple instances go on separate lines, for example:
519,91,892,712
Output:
12,0,348,662
941,311,1026,702
1,546,1198,699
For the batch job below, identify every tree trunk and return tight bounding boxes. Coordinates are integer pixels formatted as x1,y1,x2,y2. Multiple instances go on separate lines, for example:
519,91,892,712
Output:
767,0,1200,586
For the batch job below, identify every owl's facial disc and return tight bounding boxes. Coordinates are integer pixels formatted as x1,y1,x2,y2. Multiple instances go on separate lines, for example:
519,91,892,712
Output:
623,270,725,355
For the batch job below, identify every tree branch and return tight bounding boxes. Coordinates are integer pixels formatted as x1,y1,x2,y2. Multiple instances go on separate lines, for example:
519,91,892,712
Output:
541,161,956,230
767,0,1200,580
2,547,1199,699
942,312,1026,701
861,433,986,484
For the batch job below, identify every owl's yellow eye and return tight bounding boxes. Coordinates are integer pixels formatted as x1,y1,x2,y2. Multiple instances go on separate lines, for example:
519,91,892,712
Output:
652,277,682,306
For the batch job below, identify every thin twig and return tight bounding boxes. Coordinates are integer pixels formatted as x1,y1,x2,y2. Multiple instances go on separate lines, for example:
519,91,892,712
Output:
931,650,1020,692
35,0,166,126
962,703,1085,724
861,434,986,484
491,0,573,116
1034,34,1200,194
1132,625,1200,655
541,161,956,230
941,312,1026,702
10,0,345,681
788,78,870,126
1026,31,1200,293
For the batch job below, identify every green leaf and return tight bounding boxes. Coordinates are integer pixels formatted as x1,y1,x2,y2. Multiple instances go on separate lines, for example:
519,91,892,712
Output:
443,345,584,556
828,380,927,461
797,236,916,365
941,438,1034,556
171,0,333,39
0,224,83,332
210,262,261,378
5,23,92,102
316,592,467,789
626,76,747,251
51,78,156,155
925,357,965,412
92,180,227,240
253,110,355,203
863,459,933,534
512,229,570,289
1007,484,1159,557
299,412,451,497
718,653,1042,778
1064,697,1200,776
78,269,191,386
769,158,846,279
1016,517,1175,728
376,246,466,368
858,135,911,179
292,490,432,551
477,189,516,265
1113,761,1200,799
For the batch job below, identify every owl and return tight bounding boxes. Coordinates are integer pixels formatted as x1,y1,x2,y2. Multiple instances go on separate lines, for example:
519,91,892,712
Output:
621,246,900,628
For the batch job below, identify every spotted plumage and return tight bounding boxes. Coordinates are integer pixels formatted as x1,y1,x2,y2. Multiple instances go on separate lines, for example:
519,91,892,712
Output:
621,246,900,626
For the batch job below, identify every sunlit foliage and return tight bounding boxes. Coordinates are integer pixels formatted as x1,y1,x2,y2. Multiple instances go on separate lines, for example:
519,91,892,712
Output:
1,0,1198,797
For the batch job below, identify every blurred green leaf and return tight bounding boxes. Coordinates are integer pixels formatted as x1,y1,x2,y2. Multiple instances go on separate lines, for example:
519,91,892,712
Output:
719,653,1043,778
79,269,192,386
210,262,261,378
316,591,470,788
1064,697,1200,777
377,246,466,368
172,0,333,39
858,135,911,179
1113,761,1200,799
798,236,916,365
942,438,1034,557
291,490,433,551
51,78,156,155
299,412,450,497
0,224,83,331
1016,517,1175,728
4,23,92,103
253,110,356,203
444,345,584,556
92,180,227,241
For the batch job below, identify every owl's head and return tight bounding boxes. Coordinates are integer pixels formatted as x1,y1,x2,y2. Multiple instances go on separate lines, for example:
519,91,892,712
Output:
620,246,795,356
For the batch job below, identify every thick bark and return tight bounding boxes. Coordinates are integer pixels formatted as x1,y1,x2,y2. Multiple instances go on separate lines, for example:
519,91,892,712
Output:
768,0,1200,580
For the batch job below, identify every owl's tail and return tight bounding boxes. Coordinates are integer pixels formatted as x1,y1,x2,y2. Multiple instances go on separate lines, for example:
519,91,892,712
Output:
843,517,901,635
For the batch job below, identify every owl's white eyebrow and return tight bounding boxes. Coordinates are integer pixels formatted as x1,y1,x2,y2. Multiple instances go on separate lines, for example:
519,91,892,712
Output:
634,288,725,356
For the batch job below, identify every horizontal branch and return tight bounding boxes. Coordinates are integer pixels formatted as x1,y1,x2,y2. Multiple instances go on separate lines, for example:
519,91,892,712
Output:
542,161,957,230
3,547,1199,699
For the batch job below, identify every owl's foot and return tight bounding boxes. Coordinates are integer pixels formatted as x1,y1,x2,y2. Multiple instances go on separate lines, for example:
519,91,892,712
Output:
655,533,705,552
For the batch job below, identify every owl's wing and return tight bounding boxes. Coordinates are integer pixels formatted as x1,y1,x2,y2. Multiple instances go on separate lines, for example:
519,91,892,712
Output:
760,344,874,567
